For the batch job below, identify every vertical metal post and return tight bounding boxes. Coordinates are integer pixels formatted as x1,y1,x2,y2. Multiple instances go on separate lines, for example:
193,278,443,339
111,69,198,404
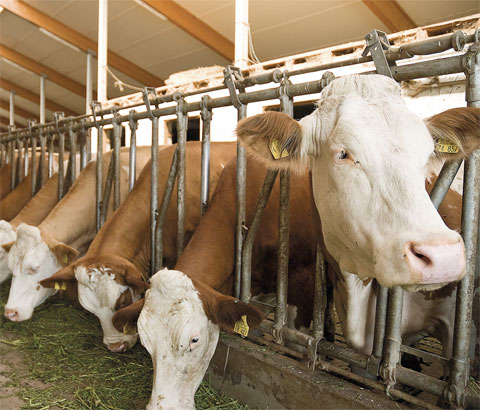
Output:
79,122,88,171
9,133,16,190
37,128,46,192
68,120,77,187
446,42,480,407
54,113,65,200
143,88,159,275
200,95,212,215
234,0,249,68
97,0,108,104
48,135,54,178
312,244,328,340
16,139,24,184
40,75,46,124
112,112,121,210
86,51,94,115
367,284,388,376
9,91,15,126
28,120,37,196
23,136,28,178
128,110,137,192
0,143,4,167
380,286,404,392
174,93,187,259
91,102,104,232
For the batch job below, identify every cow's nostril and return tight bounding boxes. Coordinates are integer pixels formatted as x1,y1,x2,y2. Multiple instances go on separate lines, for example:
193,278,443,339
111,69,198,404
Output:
4,308,18,321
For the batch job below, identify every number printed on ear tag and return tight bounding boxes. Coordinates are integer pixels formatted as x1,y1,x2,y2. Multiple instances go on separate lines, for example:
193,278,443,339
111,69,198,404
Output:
234,315,249,337
435,139,459,154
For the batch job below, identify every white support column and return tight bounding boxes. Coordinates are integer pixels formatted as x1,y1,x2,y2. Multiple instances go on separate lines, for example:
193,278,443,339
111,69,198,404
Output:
235,0,249,69
97,0,108,103
40,74,46,124
9,90,15,126
86,50,94,114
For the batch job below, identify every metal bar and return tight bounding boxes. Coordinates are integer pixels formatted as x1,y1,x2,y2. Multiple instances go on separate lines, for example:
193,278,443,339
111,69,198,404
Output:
9,91,15,126
367,284,388,377
200,96,212,215
446,42,480,408
240,170,278,303
97,0,108,103
429,159,463,208
47,135,54,178
113,114,121,210
16,140,24,184
79,126,88,171
95,125,103,231
9,138,15,190
37,129,46,192
40,75,46,124
57,130,64,200
150,116,159,275
312,244,327,340
23,138,28,178
155,149,179,272
86,51,94,114
274,170,290,345
175,94,188,260
68,121,77,186
380,286,404,392
30,135,37,196
128,111,137,192
100,154,115,225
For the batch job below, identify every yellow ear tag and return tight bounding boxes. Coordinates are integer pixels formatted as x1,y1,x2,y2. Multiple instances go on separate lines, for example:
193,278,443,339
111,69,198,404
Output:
269,139,289,160
123,323,137,335
435,139,459,154
63,255,69,265
233,315,249,337
54,282,67,291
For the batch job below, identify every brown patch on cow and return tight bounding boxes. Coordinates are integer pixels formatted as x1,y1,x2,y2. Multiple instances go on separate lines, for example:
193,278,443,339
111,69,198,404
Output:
112,298,145,333
1,241,14,253
115,289,133,311
420,281,457,301
40,264,77,288
237,111,304,172
426,107,480,160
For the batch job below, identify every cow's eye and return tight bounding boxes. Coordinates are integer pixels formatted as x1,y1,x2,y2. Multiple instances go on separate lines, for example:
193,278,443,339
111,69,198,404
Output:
191,337,199,344
338,150,348,160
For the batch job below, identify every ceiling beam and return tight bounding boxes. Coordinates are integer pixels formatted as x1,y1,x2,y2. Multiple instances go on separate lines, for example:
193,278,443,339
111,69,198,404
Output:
0,44,86,97
0,115,24,128
0,98,39,121
0,0,164,86
361,0,416,32
0,78,78,117
143,0,234,61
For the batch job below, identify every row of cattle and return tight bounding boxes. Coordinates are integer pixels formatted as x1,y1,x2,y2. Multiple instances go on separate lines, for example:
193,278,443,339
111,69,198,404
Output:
0,75,478,409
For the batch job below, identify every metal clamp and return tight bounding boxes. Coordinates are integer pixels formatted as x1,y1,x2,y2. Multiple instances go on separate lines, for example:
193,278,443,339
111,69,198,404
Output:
272,69,286,84
320,71,335,89
90,102,103,130
143,87,158,121
223,65,245,109
362,29,395,78
200,95,212,122
128,110,138,132
28,119,37,136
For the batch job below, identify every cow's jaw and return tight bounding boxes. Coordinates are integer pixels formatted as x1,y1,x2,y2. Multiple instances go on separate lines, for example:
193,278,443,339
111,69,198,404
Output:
139,269,219,410
75,266,139,352
308,89,465,289
0,221,16,284
4,226,58,322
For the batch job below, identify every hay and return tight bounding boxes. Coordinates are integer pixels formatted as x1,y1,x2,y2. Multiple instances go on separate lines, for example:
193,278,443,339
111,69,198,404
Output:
0,281,249,409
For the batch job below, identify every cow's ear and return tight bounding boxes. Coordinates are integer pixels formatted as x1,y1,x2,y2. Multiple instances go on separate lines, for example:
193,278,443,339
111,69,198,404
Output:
426,107,480,160
2,241,15,253
202,287,263,333
112,298,144,333
50,242,79,267
40,265,76,289
236,111,315,173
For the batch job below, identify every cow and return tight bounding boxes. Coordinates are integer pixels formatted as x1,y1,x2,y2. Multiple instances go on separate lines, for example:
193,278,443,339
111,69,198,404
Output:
112,101,478,408
3,147,152,322
237,75,478,290
0,173,60,284
40,142,237,352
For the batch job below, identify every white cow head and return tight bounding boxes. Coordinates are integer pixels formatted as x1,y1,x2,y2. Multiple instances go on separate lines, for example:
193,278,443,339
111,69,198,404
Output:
112,269,263,410
0,220,16,284
40,255,148,352
237,75,479,291
4,224,78,321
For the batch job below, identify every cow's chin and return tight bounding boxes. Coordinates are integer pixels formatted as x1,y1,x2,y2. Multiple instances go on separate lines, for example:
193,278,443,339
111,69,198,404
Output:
401,282,450,293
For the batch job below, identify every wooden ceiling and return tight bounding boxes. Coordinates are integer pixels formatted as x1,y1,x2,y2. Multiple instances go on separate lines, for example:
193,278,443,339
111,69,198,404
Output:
0,0,478,127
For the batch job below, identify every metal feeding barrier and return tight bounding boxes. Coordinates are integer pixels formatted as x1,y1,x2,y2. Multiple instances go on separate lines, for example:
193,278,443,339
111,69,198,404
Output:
0,28,479,409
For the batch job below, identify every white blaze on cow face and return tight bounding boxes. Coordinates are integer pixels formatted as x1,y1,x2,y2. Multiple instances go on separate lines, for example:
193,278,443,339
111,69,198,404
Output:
5,225,58,321
139,269,219,410
75,266,139,352
0,220,16,284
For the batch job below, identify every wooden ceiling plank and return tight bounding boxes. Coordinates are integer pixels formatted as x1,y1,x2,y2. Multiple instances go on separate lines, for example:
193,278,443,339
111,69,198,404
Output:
0,78,78,117
0,99,39,121
361,0,416,33
0,44,86,96
0,0,164,86
144,0,234,61
0,115,25,128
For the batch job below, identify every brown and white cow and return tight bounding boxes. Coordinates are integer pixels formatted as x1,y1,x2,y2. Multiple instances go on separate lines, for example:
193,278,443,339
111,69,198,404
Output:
0,173,60,284
40,142,236,352
237,75,478,290
3,147,152,322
